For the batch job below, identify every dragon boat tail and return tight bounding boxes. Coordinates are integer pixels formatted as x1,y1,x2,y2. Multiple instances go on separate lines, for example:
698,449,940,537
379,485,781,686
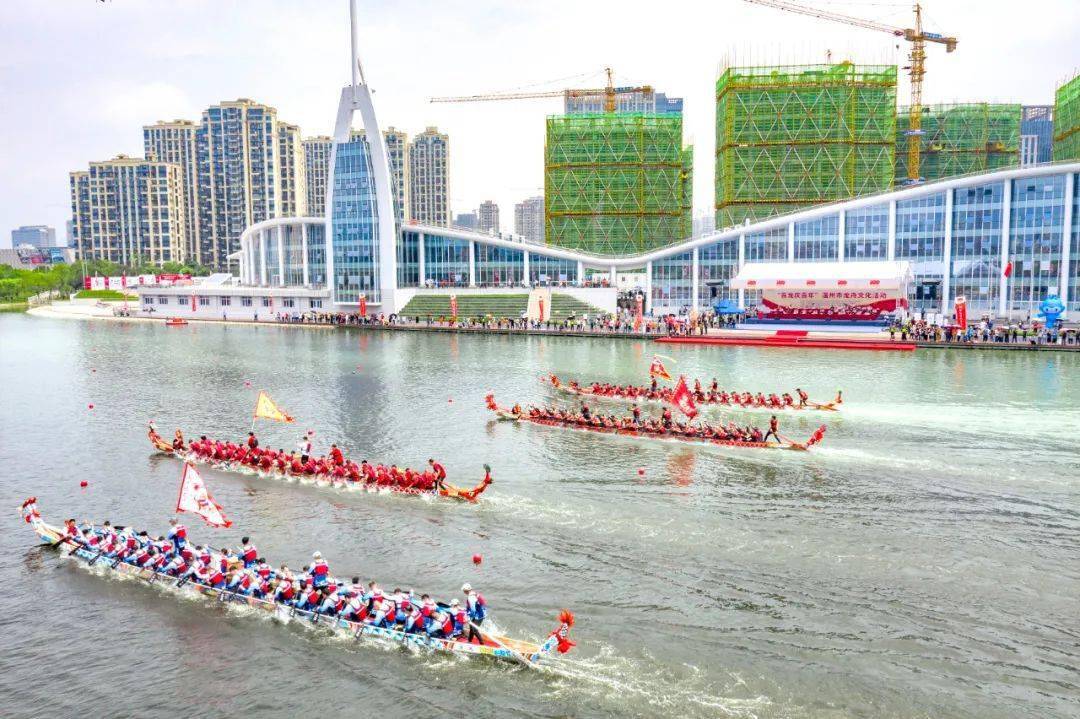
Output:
148,428,492,503
486,394,826,452
543,374,842,413
19,498,574,668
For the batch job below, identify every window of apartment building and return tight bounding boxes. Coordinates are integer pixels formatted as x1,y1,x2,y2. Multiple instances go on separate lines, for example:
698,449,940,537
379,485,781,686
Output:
177,297,186,306
282,298,295,308
220,296,231,307
199,297,209,307
310,299,322,309
261,297,272,307
241,297,252,307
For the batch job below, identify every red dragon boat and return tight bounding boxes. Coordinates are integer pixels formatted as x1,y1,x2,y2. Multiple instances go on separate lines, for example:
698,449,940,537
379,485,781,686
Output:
543,375,842,413
148,428,492,503
486,395,825,452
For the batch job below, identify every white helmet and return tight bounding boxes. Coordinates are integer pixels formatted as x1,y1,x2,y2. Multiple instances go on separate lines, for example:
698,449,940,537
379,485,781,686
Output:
312,551,322,559
461,583,472,593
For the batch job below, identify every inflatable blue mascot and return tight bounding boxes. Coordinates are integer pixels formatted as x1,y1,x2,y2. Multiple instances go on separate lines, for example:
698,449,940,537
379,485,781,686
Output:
1038,293,1065,330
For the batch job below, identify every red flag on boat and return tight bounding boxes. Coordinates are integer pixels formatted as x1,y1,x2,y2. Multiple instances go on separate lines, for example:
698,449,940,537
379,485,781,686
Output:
670,375,698,418
649,356,672,381
1003,261,1013,278
176,463,231,528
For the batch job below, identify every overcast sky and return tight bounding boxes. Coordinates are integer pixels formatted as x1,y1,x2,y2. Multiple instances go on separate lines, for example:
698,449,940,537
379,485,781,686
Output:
1,0,1078,247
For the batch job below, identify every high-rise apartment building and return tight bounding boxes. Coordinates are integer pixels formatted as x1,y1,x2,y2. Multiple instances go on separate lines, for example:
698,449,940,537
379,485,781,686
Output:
408,127,449,226
383,127,409,223
277,123,307,217
11,225,57,248
477,200,500,234
143,119,200,262
302,136,333,216
513,196,543,243
69,155,187,265
196,99,280,268
453,212,477,230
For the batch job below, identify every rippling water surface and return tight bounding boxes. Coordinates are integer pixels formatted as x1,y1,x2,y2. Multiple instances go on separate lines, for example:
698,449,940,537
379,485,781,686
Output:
1,314,1078,718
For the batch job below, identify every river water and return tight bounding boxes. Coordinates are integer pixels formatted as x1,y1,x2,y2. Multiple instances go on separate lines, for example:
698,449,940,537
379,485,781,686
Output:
1,313,1077,718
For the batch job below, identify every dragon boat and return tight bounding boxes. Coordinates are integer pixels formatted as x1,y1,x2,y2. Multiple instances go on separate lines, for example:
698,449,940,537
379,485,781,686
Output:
148,428,492,503
543,375,843,413
486,395,825,452
19,498,573,669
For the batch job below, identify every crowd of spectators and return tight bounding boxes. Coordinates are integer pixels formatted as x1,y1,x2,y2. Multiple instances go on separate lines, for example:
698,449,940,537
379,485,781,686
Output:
889,318,1079,346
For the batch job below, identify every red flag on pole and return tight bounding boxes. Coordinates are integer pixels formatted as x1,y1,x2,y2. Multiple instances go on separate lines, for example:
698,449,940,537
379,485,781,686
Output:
1003,261,1013,278
634,296,643,332
449,294,458,317
190,294,196,312
538,297,544,320
649,356,672,381
954,295,967,328
358,294,367,316
670,375,698,418
175,463,231,528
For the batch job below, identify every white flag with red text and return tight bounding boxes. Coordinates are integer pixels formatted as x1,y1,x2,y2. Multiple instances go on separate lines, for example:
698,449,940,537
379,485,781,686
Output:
176,463,232,528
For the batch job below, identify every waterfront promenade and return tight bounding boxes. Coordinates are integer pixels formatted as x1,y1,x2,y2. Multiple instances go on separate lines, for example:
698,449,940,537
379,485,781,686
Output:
27,300,1080,352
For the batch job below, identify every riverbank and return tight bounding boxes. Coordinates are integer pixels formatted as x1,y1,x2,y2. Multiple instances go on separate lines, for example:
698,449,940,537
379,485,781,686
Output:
25,300,1080,352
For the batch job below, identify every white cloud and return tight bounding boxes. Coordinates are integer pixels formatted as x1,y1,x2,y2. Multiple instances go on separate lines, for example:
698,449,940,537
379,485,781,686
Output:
1,0,1078,246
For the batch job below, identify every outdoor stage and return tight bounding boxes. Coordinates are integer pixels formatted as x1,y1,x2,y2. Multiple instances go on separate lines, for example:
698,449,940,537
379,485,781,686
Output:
657,329,917,352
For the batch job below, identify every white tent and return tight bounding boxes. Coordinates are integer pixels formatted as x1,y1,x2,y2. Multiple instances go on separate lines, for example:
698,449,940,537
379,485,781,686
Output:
730,261,913,291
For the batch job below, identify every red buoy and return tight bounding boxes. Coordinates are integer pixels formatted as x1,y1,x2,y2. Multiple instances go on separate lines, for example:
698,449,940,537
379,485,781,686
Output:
637,467,645,476
472,553,482,565
88,403,94,410
79,480,88,488
448,398,454,403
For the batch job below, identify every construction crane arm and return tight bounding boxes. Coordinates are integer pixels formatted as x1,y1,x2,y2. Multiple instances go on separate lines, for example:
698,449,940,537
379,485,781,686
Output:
429,90,567,103
744,0,903,35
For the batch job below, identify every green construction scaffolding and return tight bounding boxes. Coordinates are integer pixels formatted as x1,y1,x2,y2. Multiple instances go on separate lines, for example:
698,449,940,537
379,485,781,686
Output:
1053,73,1080,161
545,113,692,256
896,103,1021,182
714,62,897,229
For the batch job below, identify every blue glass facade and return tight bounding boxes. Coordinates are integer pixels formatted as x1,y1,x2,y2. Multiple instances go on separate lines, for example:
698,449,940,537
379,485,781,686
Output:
845,204,889,261
397,230,420,288
951,183,1003,316
330,137,380,303
1008,175,1064,312
698,239,738,304
794,216,839,262
529,254,577,286
307,224,326,288
652,251,693,309
424,235,469,287
897,193,947,312
477,244,524,286
744,227,788,262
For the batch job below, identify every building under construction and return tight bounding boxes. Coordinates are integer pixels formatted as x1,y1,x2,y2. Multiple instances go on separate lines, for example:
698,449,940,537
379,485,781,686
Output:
545,113,692,255
714,62,897,229
896,103,1021,182
1053,73,1080,161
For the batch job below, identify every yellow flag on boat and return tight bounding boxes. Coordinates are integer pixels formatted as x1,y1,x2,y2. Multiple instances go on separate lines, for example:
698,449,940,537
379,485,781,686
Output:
253,391,294,423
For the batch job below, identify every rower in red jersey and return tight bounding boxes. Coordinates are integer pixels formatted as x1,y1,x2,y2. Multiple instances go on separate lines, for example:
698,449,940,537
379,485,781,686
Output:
247,432,259,450
796,388,809,408
329,444,344,466
764,415,781,444
428,458,447,489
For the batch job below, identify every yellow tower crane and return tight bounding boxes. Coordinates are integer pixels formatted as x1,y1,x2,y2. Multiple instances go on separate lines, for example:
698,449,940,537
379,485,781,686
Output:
430,67,652,114
743,1,957,183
